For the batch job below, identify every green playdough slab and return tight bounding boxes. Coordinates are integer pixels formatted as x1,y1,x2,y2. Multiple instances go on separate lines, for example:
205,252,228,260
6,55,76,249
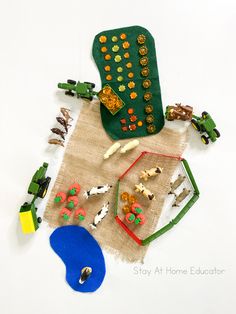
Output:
92,25,165,140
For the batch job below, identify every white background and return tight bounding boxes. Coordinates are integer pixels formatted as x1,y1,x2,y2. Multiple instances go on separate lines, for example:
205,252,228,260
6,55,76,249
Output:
1,0,236,313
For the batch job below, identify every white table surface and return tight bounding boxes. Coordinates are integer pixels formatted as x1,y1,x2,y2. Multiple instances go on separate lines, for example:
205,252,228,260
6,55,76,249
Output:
1,0,236,313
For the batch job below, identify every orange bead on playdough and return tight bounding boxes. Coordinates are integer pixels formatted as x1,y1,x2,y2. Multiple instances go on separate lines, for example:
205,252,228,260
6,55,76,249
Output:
99,35,107,43
106,74,112,81
120,33,127,40
126,62,132,69
137,121,143,127
128,81,135,89
128,72,134,78
122,41,130,49
104,54,111,61
128,108,134,114
101,46,107,53
124,52,130,58
104,65,111,71
130,92,137,99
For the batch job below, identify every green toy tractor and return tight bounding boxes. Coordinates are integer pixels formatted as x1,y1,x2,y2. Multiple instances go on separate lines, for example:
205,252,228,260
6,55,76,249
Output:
191,111,220,144
58,80,97,100
28,162,51,198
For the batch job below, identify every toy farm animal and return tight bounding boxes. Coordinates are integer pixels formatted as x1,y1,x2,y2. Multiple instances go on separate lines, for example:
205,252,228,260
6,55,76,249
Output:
120,139,139,153
84,184,112,199
90,202,109,229
140,166,163,181
134,183,156,201
79,267,92,284
60,107,73,123
48,139,64,147
169,174,186,195
172,188,191,207
104,142,121,159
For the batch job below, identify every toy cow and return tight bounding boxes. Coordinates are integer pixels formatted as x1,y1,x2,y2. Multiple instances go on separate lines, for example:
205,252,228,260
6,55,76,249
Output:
169,174,186,195
134,183,156,201
84,184,112,199
172,188,191,207
140,166,163,181
90,202,109,229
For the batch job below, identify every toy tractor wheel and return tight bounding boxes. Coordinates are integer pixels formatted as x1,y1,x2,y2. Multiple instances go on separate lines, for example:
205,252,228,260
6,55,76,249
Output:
213,128,220,138
201,135,209,145
191,119,200,131
37,217,42,224
202,111,208,119
38,177,51,198
65,91,75,97
84,82,95,88
67,79,76,85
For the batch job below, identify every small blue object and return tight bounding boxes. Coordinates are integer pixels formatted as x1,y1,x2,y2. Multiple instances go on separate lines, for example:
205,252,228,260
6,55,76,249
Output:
50,225,106,293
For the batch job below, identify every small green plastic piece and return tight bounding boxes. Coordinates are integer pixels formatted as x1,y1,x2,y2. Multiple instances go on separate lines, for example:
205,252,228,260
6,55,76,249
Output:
67,201,75,209
69,188,76,196
128,214,135,221
78,215,85,221
63,214,70,221
54,196,62,203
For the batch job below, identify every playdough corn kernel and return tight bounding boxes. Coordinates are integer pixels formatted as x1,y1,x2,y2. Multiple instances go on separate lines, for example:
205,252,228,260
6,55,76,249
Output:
140,56,149,66
144,92,152,101
141,67,149,77
142,79,152,88
147,124,156,133
139,46,148,56
99,35,107,43
146,114,155,123
145,104,153,113
137,34,146,44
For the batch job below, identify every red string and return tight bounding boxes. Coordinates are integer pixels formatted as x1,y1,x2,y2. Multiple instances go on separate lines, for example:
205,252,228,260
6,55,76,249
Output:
119,151,182,180
115,216,142,246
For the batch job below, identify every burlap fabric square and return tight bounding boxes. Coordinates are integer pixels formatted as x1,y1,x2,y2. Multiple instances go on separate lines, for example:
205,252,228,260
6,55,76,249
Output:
44,101,188,263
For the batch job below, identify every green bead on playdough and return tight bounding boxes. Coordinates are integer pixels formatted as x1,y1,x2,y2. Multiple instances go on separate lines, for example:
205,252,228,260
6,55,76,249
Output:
114,55,122,62
118,85,126,92
117,67,123,73
112,45,119,52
